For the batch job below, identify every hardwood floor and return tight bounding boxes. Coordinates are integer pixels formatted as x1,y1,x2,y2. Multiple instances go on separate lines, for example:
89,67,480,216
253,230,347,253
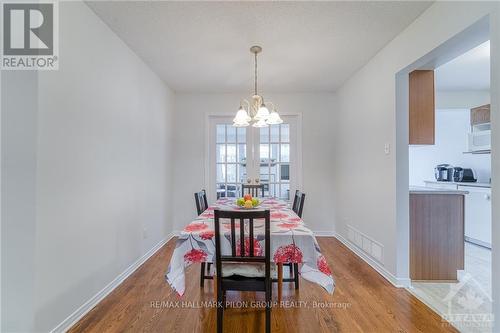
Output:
69,237,458,332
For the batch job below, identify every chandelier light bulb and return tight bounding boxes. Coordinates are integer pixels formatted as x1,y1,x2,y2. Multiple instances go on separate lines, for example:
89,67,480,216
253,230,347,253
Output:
233,108,250,127
252,118,268,128
233,120,250,127
254,104,270,120
266,110,283,125
234,107,250,122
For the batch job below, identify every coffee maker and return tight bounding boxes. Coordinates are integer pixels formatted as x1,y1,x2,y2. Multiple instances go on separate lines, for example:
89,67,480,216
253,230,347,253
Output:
434,164,453,181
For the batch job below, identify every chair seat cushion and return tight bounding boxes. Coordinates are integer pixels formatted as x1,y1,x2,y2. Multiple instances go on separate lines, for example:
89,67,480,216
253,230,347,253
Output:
222,263,277,278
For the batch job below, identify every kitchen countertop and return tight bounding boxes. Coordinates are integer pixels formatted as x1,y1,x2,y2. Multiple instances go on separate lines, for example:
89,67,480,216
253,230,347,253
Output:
410,186,469,195
424,180,491,188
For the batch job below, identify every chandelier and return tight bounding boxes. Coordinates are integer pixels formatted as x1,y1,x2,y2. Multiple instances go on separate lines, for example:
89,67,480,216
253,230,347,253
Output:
233,46,283,127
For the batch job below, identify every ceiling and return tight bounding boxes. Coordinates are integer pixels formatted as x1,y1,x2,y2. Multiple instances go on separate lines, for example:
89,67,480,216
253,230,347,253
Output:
86,1,432,93
435,41,490,91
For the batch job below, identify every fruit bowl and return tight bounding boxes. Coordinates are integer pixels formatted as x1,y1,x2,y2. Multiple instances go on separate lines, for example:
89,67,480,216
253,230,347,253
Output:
236,196,260,209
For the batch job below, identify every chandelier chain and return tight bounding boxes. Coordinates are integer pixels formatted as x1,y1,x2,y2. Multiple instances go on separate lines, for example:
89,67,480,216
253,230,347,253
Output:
254,51,258,95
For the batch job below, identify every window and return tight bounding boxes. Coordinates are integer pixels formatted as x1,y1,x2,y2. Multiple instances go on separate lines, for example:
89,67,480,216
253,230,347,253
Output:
215,124,246,198
259,124,291,200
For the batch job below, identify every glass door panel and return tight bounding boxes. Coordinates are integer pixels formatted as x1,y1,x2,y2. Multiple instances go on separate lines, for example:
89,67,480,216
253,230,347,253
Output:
214,123,247,199
210,116,298,202
258,123,292,200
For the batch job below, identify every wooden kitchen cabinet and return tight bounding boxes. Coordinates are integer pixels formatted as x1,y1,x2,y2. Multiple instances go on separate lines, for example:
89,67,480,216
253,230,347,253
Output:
409,70,435,145
410,192,464,281
471,104,490,126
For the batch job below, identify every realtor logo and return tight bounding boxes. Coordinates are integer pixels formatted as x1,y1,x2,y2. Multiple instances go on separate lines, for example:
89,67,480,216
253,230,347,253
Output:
1,1,58,69
440,273,494,330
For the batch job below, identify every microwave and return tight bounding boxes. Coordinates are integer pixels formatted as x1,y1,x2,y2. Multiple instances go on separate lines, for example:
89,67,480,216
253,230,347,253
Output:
467,129,491,152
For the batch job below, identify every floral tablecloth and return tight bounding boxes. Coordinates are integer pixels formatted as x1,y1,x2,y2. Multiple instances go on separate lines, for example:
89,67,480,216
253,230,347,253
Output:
166,197,335,296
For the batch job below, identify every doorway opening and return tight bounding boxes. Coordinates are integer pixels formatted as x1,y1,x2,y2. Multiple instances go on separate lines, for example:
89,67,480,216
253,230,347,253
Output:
410,41,492,328
395,16,493,332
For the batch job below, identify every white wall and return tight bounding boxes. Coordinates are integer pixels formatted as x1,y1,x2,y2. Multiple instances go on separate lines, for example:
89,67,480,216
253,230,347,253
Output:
1,2,175,332
334,1,499,284
1,71,39,332
172,93,336,234
2,0,499,330
436,90,490,109
409,109,491,185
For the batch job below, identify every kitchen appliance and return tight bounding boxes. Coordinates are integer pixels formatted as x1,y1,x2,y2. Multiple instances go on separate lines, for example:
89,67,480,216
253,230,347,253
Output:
459,185,491,248
467,128,491,153
452,167,477,182
434,164,453,181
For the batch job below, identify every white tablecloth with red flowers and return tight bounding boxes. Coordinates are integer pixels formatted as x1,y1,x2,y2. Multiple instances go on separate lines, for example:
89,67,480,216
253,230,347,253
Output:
166,197,335,296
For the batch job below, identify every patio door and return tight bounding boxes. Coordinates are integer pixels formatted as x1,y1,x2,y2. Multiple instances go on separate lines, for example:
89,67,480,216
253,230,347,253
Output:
208,115,300,202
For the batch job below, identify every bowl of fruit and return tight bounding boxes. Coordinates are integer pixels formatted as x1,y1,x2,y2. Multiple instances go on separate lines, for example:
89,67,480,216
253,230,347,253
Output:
236,194,261,209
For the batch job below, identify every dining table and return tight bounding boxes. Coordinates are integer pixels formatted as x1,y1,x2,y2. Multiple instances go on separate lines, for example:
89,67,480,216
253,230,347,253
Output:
166,197,335,297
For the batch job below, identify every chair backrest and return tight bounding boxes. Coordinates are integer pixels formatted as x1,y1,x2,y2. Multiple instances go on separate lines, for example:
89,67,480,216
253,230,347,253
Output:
214,209,271,277
241,184,265,197
292,190,306,218
194,190,208,215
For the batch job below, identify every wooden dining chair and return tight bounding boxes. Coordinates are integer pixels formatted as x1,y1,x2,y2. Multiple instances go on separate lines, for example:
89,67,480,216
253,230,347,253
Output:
194,190,212,287
214,209,273,333
279,190,306,290
241,184,265,197
194,189,208,215
292,190,306,218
